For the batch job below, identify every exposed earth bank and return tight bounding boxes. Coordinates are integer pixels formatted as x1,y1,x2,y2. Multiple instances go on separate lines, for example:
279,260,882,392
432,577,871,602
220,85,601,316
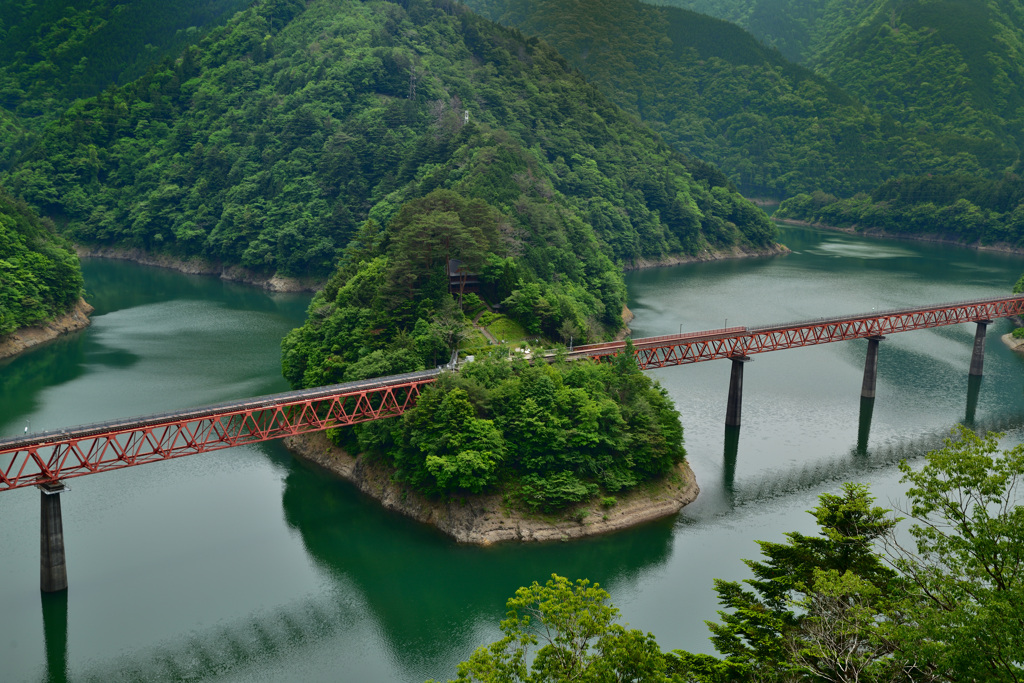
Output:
622,242,790,270
76,242,789,288
284,431,700,544
774,218,1024,257
0,297,94,361
75,245,320,292
1002,332,1024,353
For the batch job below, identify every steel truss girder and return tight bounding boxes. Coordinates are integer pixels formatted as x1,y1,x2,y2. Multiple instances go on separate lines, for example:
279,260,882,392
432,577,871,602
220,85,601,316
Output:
585,296,1024,371
4,295,1023,492
1,379,433,491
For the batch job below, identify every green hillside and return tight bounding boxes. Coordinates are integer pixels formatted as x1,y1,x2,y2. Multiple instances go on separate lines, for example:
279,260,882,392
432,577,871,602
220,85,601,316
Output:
1,0,774,280
808,0,1024,170
0,186,83,337
656,0,1024,174
461,0,981,199
0,0,250,120
0,107,28,171
650,0,853,63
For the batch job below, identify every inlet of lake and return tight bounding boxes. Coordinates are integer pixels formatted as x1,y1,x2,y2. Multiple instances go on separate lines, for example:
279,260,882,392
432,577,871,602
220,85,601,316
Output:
3,224,1024,682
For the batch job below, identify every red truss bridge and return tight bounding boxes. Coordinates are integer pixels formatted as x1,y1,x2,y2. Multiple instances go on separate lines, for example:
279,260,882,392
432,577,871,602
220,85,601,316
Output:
1,370,439,493
3,294,1023,494
566,294,1024,369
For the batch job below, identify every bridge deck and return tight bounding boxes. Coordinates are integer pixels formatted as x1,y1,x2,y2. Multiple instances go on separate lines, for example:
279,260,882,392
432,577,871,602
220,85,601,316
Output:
3,295,1022,491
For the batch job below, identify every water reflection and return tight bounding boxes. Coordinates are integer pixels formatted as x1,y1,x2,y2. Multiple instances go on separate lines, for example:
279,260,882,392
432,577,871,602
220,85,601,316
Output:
0,335,88,434
41,591,68,683
67,596,361,682
81,258,310,318
280,460,676,672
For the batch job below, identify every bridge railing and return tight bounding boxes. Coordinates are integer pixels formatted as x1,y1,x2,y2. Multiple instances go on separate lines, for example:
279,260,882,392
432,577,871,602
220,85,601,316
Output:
747,294,1024,334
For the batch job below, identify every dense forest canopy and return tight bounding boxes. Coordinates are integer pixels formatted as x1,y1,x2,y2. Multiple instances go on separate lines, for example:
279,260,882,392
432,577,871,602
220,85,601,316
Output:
0,0,774,281
326,352,687,511
462,0,1010,200
644,0,1024,243
0,186,83,336
651,0,860,64
0,106,28,170
0,0,250,121
809,0,1024,171
650,0,1024,171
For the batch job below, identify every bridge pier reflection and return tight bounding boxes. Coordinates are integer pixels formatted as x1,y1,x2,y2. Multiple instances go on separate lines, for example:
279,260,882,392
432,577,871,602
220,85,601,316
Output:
41,589,69,682
969,320,992,376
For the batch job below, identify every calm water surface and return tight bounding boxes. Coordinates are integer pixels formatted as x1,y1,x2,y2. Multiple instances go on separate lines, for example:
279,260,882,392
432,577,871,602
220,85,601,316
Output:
3,228,1024,681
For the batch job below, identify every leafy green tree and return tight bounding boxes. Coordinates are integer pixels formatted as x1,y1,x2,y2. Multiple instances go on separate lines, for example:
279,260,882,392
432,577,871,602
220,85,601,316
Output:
678,483,899,682
0,186,83,337
887,426,1024,682
433,574,673,683
397,386,506,495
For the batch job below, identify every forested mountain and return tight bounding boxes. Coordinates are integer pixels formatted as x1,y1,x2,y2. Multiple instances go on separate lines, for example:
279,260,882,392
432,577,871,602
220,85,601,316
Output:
461,0,983,199
0,187,83,337
646,0,1024,245
0,106,28,170
808,0,1024,171
0,0,250,121
1,0,773,280
650,0,855,63
653,0,1024,176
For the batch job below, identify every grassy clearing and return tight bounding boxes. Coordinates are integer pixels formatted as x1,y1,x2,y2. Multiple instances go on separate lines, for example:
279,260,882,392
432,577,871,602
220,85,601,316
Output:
484,314,529,343
460,327,490,349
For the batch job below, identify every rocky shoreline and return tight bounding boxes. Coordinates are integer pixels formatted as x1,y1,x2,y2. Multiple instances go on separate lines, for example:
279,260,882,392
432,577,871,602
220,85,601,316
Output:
284,431,700,544
0,297,94,361
74,245,320,292
774,218,1024,257
622,242,790,271
76,241,790,287
1002,331,1024,353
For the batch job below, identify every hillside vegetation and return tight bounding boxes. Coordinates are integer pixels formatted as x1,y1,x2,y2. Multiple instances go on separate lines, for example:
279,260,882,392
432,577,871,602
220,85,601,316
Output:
0,0,249,122
809,0,1024,172
326,352,686,512
0,107,28,170
0,187,83,337
1,0,774,281
461,0,1007,200
652,0,857,64
653,0,1024,244
777,174,1024,245
656,0,1024,172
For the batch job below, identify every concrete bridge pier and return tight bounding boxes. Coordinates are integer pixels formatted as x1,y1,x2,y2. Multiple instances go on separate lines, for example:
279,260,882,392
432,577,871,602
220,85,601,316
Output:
39,482,68,593
969,320,992,376
725,356,751,428
861,336,885,399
